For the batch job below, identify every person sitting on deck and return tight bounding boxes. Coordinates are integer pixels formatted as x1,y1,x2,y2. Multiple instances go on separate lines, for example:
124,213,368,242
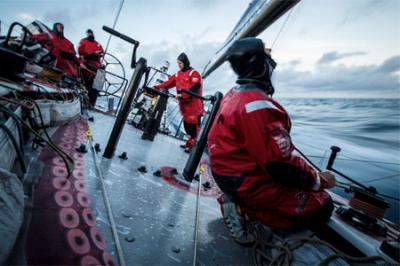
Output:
207,37,336,245
78,29,104,107
154,53,204,152
31,22,85,79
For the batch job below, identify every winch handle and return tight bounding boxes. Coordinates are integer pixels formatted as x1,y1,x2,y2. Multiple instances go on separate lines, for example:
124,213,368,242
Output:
143,86,171,98
179,89,215,102
102,26,139,46
102,25,140,68
327,146,341,170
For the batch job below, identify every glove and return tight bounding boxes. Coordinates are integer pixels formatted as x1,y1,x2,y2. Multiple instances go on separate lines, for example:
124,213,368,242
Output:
319,171,336,190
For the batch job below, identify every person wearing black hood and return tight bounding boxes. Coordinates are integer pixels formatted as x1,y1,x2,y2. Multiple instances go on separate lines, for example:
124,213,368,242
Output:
32,22,83,78
78,29,104,107
207,37,336,245
154,53,204,152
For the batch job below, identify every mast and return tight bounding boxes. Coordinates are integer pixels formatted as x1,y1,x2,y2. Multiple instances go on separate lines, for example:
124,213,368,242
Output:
202,0,301,79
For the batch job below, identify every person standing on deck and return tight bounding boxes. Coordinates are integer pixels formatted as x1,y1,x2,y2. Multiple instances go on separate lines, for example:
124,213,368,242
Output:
154,53,204,152
31,22,84,79
207,37,336,245
78,29,104,107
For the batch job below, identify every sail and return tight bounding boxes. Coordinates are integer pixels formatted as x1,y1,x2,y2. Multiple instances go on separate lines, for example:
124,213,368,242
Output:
202,0,300,78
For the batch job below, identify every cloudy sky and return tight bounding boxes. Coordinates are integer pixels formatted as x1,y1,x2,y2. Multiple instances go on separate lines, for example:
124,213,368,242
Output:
1,0,399,98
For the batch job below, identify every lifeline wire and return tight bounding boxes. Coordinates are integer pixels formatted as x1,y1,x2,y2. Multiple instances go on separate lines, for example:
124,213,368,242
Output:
85,122,126,266
298,141,399,173
295,146,400,201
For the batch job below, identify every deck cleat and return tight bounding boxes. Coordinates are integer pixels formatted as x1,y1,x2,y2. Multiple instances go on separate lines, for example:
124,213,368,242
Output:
137,165,147,173
153,170,162,177
94,143,101,152
76,144,88,153
118,152,128,160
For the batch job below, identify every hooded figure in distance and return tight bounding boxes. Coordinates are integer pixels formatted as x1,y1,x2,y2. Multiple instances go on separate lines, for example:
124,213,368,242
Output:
32,22,83,78
154,52,204,152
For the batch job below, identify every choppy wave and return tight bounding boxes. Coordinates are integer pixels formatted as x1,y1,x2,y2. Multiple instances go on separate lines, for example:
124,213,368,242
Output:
280,98,399,223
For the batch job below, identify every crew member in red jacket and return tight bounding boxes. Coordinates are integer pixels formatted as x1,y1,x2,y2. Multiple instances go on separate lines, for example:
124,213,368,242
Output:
207,37,336,245
32,23,83,78
154,53,204,152
78,29,104,107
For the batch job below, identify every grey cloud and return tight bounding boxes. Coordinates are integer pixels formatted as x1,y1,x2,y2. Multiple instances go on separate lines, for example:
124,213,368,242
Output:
275,55,400,96
339,0,392,26
318,51,366,65
288,59,301,67
106,40,399,98
138,40,221,73
377,56,400,74
43,10,73,29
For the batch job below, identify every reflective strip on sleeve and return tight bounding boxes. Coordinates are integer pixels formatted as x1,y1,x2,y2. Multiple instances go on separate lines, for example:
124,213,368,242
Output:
245,100,277,113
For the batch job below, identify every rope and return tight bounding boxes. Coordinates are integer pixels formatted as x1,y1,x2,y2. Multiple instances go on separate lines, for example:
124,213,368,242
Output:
192,170,202,266
103,0,125,55
251,225,390,266
270,7,295,49
85,120,126,266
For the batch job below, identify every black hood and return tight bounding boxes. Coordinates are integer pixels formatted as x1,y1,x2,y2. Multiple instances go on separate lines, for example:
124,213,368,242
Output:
86,29,95,42
226,37,276,95
177,52,191,72
52,22,64,37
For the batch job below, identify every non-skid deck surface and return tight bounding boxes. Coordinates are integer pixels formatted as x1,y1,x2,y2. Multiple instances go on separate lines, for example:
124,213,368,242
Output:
85,110,254,265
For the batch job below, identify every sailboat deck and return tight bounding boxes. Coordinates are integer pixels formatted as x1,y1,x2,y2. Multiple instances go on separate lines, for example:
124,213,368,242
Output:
85,110,253,265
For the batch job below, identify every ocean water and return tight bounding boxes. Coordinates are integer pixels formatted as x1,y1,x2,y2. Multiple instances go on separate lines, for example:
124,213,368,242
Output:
279,98,400,223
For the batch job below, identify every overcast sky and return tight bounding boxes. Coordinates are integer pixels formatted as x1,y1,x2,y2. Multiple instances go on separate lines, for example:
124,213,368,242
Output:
1,0,399,98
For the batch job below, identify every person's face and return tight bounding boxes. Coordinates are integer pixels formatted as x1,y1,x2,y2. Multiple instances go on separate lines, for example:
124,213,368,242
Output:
87,32,94,38
56,24,64,33
177,60,184,70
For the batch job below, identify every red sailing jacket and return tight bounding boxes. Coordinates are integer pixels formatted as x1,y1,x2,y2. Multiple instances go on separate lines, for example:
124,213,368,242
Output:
78,38,104,69
208,84,332,228
208,84,320,191
155,68,204,124
32,32,81,78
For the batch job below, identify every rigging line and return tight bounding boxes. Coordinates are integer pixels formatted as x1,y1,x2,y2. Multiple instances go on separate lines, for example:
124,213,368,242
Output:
318,149,328,169
296,147,400,201
305,155,400,166
270,6,295,49
192,172,202,266
103,0,125,56
83,110,126,266
340,152,399,173
294,147,321,172
297,141,399,173
363,173,400,184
